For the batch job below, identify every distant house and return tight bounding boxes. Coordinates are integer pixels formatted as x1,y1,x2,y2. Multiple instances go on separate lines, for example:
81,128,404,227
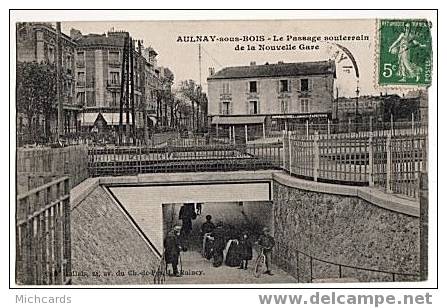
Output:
207,60,336,141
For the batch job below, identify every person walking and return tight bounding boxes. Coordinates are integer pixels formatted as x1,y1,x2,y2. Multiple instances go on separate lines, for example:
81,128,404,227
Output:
257,227,275,275
164,225,182,277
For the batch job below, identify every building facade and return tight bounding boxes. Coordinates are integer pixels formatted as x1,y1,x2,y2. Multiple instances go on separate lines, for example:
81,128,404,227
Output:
207,60,336,140
16,22,174,145
16,22,80,141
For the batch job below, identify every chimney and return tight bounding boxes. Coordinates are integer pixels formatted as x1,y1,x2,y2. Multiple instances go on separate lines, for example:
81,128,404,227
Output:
70,28,82,40
209,67,215,76
250,61,256,66
278,61,284,64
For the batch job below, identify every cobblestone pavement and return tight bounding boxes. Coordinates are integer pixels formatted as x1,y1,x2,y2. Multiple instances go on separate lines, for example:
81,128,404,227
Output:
165,247,297,285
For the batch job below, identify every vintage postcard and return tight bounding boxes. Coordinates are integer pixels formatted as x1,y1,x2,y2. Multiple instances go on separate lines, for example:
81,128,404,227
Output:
12,12,434,287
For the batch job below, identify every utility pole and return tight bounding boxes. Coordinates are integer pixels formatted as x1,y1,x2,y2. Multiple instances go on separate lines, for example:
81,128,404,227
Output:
56,22,63,142
139,40,149,145
125,36,131,143
355,80,360,131
198,44,202,131
119,35,129,145
130,39,136,145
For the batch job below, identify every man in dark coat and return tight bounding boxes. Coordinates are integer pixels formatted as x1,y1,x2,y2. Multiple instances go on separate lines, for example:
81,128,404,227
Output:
257,227,275,275
164,226,182,277
179,203,196,249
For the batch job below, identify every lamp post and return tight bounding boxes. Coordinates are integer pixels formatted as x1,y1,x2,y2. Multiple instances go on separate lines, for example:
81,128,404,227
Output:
355,80,360,131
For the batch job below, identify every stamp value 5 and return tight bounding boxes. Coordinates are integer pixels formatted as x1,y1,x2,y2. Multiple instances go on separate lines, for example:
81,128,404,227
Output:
378,19,432,86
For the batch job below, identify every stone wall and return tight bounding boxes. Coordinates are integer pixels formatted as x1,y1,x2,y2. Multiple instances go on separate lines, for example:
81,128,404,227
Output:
272,182,420,282
71,186,159,285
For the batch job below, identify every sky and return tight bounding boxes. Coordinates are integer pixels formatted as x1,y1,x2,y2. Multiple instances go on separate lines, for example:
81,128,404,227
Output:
61,19,407,97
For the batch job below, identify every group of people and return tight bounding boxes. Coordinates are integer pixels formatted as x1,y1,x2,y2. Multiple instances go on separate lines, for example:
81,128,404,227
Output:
201,215,275,275
163,211,276,277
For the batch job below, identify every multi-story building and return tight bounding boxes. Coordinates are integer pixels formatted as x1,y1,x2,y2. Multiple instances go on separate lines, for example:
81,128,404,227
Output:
207,60,336,139
16,22,80,140
72,31,143,135
16,23,175,144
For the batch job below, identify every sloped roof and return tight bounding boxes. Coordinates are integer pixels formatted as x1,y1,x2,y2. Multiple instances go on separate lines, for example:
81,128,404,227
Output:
76,34,126,48
208,60,336,80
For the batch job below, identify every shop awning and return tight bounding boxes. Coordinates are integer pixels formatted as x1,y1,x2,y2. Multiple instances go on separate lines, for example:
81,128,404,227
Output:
79,113,99,126
212,116,265,125
79,112,133,126
102,113,133,125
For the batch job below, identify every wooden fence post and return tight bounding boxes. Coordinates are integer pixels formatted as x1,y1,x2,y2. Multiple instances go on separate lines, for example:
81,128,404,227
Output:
288,132,292,175
386,132,392,193
313,131,319,182
282,131,287,170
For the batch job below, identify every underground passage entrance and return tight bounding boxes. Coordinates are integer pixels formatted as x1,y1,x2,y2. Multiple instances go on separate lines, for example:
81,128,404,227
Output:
106,180,296,283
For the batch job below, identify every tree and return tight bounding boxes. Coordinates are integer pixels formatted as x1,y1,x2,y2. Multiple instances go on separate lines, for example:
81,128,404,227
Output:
179,79,207,132
16,62,56,144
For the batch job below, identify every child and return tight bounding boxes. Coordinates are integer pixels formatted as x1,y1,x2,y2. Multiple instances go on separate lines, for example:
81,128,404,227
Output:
238,230,253,270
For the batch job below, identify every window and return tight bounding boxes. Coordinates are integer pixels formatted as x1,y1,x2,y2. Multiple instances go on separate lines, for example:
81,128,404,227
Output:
249,101,258,114
109,51,120,63
76,51,85,66
77,72,85,86
280,100,289,113
111,92,120,107
76,92,85,105
86,92,95,107
221,101,231,115
65,54,72,69
300,98,310,113
249,81,257,93
222,82,230,94
300,79,309,92
280,80,289,92
48,46,55,64
110,72,120,85
67,80,72,96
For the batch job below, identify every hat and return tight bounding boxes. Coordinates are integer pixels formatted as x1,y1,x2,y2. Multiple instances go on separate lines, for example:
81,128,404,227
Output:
262,227,270,233
173,225,182,231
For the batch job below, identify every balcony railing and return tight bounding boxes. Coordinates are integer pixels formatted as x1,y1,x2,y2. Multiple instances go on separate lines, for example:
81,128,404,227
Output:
109,60,121,68
107,80,121,88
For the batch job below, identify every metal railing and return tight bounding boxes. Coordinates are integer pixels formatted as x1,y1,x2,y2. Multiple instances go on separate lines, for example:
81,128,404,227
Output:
293,249,419,283
88,143,283,177
16,177,71,285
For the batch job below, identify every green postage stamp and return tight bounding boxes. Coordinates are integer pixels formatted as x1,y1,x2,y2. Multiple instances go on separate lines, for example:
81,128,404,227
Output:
378,19,432,86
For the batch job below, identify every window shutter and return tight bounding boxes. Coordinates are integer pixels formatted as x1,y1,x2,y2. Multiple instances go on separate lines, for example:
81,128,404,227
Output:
219,101,222,115
246,82,249,93
288,80,291,92
257,101,260,114
246,101,249,114
229,102,233,115
309,78,313,91
257,81,260,93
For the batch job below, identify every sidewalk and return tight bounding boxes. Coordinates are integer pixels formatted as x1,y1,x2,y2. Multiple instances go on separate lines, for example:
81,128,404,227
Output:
165,247,297,285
